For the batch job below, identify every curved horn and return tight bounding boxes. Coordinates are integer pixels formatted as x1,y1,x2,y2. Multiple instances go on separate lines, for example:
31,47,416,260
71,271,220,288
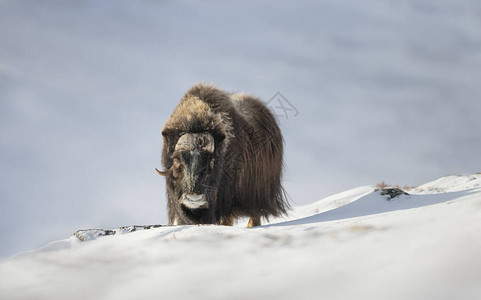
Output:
175,134,195,152
174,133,215,153
155,168,168,176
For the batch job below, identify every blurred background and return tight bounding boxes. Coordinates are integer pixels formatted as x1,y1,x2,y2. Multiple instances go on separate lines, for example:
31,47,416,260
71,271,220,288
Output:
1,0,480,258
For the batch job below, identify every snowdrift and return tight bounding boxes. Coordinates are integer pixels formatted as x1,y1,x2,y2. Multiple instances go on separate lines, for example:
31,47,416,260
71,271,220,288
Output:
1,174,480,300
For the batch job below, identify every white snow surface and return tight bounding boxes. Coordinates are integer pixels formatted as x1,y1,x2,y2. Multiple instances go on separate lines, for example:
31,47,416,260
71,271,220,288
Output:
1,174,481,300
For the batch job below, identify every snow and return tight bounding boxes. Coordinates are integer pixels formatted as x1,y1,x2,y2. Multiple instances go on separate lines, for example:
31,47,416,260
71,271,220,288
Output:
412,174,481,193
1,174,481,300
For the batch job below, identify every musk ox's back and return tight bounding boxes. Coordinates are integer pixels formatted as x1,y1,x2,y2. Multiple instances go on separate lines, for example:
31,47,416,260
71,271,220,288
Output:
159,84,289,227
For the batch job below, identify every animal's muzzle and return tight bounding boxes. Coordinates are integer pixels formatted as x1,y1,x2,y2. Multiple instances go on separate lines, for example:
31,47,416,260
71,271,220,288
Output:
181,193,208,209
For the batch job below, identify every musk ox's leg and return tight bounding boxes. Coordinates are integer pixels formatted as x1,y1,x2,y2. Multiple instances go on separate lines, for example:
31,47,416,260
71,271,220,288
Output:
220,215,234,226
247,217,261,228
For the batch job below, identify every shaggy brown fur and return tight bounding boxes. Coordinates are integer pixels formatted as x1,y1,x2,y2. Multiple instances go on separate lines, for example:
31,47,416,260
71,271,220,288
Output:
158,84,289,227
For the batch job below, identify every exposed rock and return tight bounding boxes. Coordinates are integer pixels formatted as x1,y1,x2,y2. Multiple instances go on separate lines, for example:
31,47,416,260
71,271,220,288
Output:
377,188,409,200
73,225,164,242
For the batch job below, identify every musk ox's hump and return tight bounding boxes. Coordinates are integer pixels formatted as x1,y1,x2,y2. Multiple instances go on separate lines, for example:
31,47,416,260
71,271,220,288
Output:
229,93,277,124
163,91,233,140
184,83,232,109
183,84,268,120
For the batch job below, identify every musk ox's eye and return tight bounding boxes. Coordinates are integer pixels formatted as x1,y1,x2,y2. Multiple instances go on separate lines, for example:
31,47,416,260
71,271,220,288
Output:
210,158,215,170
173,158,181,170
171,158,182,179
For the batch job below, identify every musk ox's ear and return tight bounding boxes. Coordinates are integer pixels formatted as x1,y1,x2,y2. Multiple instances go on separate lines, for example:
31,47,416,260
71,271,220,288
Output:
162,129,185,144
161,129,173,138
161,129,181,164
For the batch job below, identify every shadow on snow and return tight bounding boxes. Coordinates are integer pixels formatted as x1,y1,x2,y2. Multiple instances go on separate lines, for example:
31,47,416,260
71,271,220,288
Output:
267,189,477,227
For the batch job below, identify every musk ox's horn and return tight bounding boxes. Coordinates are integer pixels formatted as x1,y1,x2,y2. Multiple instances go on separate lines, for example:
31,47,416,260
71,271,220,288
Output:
174,133,214,153
155,168,168,176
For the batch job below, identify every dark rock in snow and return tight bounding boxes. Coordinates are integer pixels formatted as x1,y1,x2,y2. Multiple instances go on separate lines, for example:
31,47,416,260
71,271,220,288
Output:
378,188,410,200
73,225,164,242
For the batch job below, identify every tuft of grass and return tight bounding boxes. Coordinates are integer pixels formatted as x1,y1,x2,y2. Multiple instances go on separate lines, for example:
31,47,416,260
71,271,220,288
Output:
375,182,412,192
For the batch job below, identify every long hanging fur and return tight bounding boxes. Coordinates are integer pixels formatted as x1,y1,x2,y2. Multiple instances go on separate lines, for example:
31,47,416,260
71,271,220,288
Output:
161,83,289,226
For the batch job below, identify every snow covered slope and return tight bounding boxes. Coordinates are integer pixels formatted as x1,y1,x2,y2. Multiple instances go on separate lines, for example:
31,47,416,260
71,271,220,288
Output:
1,174,480,300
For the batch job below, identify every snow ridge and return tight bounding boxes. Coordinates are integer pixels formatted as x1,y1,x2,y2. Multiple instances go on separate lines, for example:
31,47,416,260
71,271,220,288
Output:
1,174,480,300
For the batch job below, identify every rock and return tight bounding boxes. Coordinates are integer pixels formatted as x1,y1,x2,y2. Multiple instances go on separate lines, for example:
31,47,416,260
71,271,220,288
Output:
73,225,164,242
377,188,409,200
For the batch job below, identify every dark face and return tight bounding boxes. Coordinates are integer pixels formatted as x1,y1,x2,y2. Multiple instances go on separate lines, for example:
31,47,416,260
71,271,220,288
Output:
170,133,216,223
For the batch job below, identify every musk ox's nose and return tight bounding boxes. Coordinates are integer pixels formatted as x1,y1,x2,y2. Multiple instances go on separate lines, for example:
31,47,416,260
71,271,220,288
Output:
185,194,203,201
181,193,208,209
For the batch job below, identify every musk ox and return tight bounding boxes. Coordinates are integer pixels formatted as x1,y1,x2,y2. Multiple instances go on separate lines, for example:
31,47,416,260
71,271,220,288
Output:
157,84,289,227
